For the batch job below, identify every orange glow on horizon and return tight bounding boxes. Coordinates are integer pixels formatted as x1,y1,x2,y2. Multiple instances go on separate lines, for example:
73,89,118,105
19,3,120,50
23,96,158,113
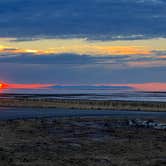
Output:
0,82,53,90
1,82,166,92
97,83,166,92
126,83,166,92
8,84,54,89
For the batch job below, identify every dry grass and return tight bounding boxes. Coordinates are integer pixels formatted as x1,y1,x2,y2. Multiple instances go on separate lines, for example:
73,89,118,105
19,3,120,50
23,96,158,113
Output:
0,98,166,111
0,117,165,166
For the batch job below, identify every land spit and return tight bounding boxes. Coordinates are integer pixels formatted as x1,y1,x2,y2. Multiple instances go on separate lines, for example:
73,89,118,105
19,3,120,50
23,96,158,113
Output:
0,98,166,111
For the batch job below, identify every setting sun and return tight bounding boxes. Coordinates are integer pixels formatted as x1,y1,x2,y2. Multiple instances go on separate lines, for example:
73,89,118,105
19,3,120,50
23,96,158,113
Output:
0,83,9,89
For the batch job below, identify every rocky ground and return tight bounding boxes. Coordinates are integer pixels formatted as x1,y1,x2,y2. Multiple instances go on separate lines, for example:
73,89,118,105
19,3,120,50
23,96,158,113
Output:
0,117,165,166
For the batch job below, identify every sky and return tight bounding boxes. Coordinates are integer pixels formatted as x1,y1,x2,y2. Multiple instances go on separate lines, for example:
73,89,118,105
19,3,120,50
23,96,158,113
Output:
1,0,166,92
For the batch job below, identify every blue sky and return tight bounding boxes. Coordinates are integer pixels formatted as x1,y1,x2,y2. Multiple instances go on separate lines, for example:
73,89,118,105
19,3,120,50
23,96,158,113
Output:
0,0,166,91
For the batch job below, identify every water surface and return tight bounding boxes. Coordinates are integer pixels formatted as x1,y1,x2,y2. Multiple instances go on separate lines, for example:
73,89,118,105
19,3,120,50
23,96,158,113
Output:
1,107,166,120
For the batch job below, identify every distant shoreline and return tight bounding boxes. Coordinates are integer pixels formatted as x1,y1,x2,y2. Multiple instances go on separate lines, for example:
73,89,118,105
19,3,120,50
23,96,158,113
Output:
0,98,166,112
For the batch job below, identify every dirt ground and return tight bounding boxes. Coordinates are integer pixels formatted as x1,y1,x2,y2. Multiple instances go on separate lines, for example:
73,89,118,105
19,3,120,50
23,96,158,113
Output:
0,117,165,166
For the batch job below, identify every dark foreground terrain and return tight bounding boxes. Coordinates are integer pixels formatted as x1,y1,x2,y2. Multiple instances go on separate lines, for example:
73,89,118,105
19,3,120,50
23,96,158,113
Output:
0,117,166,166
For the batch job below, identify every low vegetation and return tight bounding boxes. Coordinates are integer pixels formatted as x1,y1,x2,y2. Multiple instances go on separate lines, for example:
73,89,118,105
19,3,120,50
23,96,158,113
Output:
0,98,166,111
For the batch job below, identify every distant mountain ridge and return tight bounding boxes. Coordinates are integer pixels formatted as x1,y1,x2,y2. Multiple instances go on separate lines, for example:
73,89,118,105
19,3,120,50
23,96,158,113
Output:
52,85,133,90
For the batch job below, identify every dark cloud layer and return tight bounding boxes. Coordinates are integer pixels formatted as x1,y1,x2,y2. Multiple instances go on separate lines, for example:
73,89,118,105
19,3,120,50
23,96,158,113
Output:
1,62,166,84
0,53,129,65
0,51,164,66
0,51,166,84
0,0,166,39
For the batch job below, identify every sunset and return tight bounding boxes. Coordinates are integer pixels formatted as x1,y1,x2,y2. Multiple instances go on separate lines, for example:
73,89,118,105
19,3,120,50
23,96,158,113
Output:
1,81,166,92
0,0,166,165
0,83,3,89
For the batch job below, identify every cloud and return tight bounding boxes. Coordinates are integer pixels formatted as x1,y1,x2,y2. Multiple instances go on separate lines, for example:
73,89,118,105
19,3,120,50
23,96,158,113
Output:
127,60,166,68
0,48,166,69
0,0,166,39
0,53,101,64
135,0,163,4
0,44,151,56
1,61,166,85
